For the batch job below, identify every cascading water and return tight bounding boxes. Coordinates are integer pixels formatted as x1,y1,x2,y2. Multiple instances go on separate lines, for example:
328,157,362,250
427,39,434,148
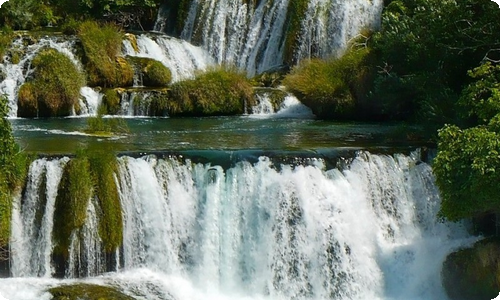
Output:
123,34,214,82
179,0,383,75
3,151,474,299
251,94,314,118
295,0,383,61
10,158,69,278
0,36,105,117
181,0,290,76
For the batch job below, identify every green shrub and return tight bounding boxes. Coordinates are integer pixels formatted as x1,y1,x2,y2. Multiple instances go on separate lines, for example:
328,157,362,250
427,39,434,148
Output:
53,156,92,256
283,48,372,119
169,67,254,116
18,49,85,117
128,57,172,87
18,82,38,117
78,21,133,87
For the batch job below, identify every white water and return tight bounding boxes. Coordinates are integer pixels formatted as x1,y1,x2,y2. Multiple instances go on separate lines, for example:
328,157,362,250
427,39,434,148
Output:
179,0,382,75
181,0,290,76
251,94,314,119
123,34,214,82
295,0,383,61
3,151,474,299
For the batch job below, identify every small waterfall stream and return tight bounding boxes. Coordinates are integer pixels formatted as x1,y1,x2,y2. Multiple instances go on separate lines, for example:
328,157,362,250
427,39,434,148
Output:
5,151,473,299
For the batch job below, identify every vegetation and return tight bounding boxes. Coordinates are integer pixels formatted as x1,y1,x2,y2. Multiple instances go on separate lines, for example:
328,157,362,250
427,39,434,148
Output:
102,89,122,114
434,62,500,221
18,49,85,117
169,67,254,116
78,21,133,88
283,47,372,119
87,147,123,253
49,283,135,300
284,0,309,64
85,106,129,136
54,155,93,256
0,30,14,63
0,95,29,252
128,57,172,87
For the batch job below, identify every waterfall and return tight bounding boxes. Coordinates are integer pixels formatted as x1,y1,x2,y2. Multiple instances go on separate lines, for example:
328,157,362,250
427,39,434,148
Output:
181,0,290,76
123,34,214,82
251,94,314,118
5,151,473,299
10,158,69,277
295,0,383,61
179,0,383,75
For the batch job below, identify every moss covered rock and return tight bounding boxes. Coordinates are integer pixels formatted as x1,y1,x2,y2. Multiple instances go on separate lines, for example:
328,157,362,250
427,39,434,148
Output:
442,238,500,300
49,283,135,300
169,68,254,116
53,157,92,256
17,49,85,117
128,57,172,87
78,21,133,88
102,89,122,114
283,48,372,120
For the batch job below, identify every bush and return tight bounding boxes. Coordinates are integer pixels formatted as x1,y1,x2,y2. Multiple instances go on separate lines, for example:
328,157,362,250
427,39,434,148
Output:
169,67,254,116
78,21,133,88
128,57,172,87
283,48,372,119
18,49,85,117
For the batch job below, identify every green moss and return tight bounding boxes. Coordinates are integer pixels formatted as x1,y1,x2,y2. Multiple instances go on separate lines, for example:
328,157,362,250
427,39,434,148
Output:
128,57,172,87
169,67,254,116
18,82,38,117
87,148,123,253
284,0,309,64
18,48,85,117
102,89,121,114
53,157,92,256
442,238,500,300
0,95,30,249
78,21,133,88
283,47,373,119
49,283,135,300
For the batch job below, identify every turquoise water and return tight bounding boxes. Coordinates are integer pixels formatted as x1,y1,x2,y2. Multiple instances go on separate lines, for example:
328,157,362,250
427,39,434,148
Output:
11,117,427,154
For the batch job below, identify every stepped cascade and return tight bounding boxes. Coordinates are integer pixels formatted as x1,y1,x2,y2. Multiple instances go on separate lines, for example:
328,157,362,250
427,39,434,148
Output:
179,0,383,75
4,151,473,299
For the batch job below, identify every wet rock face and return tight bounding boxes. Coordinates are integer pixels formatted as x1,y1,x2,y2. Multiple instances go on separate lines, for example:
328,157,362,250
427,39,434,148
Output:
442,238,500,300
